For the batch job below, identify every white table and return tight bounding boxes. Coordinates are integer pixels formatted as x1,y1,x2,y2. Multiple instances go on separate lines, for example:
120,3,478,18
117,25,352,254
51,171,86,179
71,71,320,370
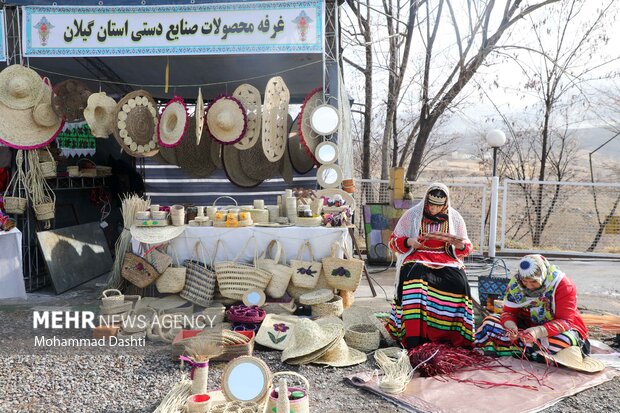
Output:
0,228,26,300
132,226,351,264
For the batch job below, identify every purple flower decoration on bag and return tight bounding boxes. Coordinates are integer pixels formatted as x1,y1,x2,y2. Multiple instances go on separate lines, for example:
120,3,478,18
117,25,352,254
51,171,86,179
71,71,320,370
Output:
269,323,290,344
136,263,145,271
273,323,290,333
331,266,351,278
296,266,317,277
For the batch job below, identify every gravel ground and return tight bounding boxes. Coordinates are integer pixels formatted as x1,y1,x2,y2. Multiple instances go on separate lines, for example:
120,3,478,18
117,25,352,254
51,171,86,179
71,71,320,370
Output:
1,308,619,412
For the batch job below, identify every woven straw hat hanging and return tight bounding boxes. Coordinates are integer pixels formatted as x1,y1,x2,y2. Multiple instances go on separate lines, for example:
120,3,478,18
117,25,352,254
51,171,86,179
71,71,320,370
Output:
261,76,290,162
298,87,323,166
83,92,117,138
0,79,64,150
175,116,217,177
112,89,159,158
195,88,205,145
206,95,247,145
222,144,263,188
33,79,62,128
288,115,315,174
232,83,262,150
157,96,188,148
52,79,92,122
0,64,44,110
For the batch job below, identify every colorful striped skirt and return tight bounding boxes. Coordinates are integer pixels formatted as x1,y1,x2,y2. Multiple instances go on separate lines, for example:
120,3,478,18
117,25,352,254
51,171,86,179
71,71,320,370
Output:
387,262,474,349
475,314,584,356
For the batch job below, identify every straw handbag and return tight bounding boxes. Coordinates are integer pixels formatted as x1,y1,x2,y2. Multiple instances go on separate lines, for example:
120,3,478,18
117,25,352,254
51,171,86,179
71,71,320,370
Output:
290,241,322,289
156,244,186,294
256,240,292,299
144,244,173,274
121,251,160,288
215,237,272,301
322,242,364,292
180,241,217,307
27,151,56,222
38,147,57,179
3,151,28,215
101,289,124,309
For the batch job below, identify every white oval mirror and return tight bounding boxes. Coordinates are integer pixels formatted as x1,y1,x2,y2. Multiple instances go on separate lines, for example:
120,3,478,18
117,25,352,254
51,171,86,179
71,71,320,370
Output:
315,141,338,165
222,356,271,403
317,164,343,189
310,105,339,136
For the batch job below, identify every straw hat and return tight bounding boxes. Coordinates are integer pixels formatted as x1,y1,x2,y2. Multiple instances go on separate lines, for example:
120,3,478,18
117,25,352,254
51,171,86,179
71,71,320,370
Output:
299,289,334,305
255,314,298,351
130,225,186,244
112,90,159,158
312,337,367,367
175,116,217,177
206,95,247,145
0,64,44,110
261,76,290,162
158,96,188,148
0,79,64,150
195,88,205,145
288,116,315,174
233,84,262,150
33,80,61,128
52,79,92,122
222,144,262,188
298,88,323,165
281,318,343,362
541,346,605,373
83,92,117,138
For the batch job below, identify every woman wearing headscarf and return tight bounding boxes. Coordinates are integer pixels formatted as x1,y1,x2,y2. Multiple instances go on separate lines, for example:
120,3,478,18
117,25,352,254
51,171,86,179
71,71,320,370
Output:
387,183,474,349
475,254,590,358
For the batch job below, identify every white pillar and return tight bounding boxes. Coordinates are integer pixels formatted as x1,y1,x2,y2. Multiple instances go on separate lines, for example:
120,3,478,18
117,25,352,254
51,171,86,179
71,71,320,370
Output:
489,176,500,258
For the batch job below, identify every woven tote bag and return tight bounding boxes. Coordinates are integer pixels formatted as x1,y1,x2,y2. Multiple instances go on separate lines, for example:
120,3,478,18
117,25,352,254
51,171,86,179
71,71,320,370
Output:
144,244,173,274
256,240,292,299
322,242,364,292
180,241,217,307
290,241,322,289
215,237,272,301
155,244,186,294
121,251,160,288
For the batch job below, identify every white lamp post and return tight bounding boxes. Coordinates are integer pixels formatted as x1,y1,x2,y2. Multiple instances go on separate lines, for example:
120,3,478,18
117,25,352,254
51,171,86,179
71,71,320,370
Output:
485,129,506,258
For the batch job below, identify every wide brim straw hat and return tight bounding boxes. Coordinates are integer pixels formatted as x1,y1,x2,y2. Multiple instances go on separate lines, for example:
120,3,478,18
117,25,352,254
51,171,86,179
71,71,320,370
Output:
33,79,62,128
222,144,263,188
175,116,217,177
261,76,290,162
52,79,92,122
255,314,298,351
83,92,117,138
298,87,323,165
233,83,262,150
0,64,44,110
158,96,188,148
0,79,64,150
195,88,205,145
312,337,367,367
130,224,186,244
288,115,315,174
281,318,344,362
541,346,605,373
238,129,279,181
113,89,159,158
206,95,247,145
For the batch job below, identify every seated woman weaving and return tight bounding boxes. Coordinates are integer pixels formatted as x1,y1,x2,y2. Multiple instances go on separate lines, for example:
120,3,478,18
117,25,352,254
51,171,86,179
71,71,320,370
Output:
475,254,591,361
386,183,474,349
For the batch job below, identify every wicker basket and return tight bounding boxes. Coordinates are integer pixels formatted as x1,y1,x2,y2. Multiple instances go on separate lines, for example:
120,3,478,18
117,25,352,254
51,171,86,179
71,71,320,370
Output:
209,401,262,413
344,323,381,352
263,296,297,315
156,266,187,294
40,161,57,179
322,242,364,292
311,295,343,317
299,289,334,306
267,372,310,413
294,216,322,227
226,305,266,324
3,196,27,214
144,245,173,274
101,289,124,308
215,261,272,301
67,166,80,177
100,301,133,315
33,202,55,221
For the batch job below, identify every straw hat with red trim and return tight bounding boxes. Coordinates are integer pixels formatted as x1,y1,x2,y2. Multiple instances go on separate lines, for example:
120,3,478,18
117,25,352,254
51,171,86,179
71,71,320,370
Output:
206,95,247,145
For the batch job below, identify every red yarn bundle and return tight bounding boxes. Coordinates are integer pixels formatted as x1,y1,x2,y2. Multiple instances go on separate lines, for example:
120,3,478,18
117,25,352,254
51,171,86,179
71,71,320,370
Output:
408,342,492,377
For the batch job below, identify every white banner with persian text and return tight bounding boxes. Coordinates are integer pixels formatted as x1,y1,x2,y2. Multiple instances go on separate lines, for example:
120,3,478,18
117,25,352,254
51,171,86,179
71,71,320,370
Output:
22,1,323,57
0,10,7,62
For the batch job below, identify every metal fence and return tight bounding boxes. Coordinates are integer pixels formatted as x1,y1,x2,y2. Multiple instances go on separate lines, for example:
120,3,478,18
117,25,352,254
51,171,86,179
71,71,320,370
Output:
500,179,620,255
354,179,487,254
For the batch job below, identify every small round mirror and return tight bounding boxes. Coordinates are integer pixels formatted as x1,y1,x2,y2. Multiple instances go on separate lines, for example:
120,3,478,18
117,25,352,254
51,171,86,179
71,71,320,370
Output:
243,289,266,307
317,164,343,189
315,141,338,165
310,105,339,136
222,356,271,403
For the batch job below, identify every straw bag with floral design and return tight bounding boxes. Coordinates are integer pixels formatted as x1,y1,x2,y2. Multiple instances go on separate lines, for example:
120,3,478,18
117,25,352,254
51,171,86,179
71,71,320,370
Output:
322,242,364,292
121,250,160,288
290,241,322,289
256,240,292,299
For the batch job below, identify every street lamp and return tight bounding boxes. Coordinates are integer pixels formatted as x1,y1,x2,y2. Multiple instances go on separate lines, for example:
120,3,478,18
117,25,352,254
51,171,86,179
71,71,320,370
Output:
485,129,506,258
485,129,507,177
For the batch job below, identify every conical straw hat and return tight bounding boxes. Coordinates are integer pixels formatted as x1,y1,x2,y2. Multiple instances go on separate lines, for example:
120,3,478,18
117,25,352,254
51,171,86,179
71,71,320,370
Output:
175,116,216,178
83,92,117,138
288,115,315,174
222,144,262,188
0,64,44,110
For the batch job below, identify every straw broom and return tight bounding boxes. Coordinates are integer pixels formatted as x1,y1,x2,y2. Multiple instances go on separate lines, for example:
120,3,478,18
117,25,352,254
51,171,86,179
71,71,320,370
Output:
183,334,223,395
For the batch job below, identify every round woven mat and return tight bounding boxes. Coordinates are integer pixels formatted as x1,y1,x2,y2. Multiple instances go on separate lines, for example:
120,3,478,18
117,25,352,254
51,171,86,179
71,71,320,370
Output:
222,144,263,188
52,79,92,122
261,76,290,162
238,129,279,180
233,84,262,150
175,116,216,177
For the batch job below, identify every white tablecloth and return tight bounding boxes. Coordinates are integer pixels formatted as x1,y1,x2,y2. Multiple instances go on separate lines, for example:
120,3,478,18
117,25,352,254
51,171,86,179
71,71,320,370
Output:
0,228,26,300
132,226,351,264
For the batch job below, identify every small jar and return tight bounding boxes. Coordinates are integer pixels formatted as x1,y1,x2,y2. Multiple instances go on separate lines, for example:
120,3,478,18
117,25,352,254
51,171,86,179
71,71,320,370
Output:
297,204,311,218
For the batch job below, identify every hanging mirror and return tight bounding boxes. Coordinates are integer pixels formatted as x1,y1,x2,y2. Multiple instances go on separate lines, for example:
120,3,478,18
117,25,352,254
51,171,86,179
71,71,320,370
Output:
243,289,266,307
314,141,338,165
317,164,343,189
222,356,272,403
310,104,339,136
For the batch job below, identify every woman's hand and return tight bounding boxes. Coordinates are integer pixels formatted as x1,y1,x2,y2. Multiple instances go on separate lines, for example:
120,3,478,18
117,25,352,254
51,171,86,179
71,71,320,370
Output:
503,320,518,342
451,239,466,250
407,237,423,250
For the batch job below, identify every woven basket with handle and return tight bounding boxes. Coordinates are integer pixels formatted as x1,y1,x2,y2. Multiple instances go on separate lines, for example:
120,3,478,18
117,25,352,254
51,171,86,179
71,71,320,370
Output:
155,244,186,294
290,241,322,289
322,242,364,292
179,240,217,307
121,251,160,288
256,240,292,299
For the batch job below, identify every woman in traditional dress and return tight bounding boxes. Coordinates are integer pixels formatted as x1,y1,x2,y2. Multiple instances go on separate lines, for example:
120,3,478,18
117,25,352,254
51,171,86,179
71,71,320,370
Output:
475,254,590,359
387,183,474,349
